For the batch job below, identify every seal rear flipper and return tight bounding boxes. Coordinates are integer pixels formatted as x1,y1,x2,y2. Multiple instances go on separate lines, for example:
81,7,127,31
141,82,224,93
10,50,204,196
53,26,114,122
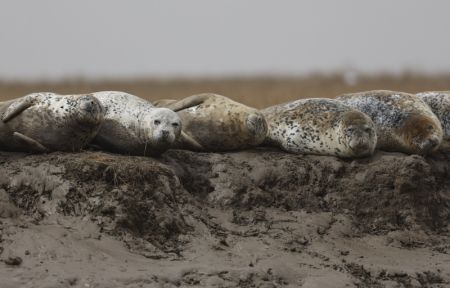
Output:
163,94,214,112
12,132,48,153
152,99,177,108
180,131,204,151
2,97,35,123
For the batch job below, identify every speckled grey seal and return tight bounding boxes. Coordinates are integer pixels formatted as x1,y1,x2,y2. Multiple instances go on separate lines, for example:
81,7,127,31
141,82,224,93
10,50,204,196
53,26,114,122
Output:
337,90,443,155
0,92,104,153
416,91,450,141
261,98,377,158
91,91,184,156
153,93,268,151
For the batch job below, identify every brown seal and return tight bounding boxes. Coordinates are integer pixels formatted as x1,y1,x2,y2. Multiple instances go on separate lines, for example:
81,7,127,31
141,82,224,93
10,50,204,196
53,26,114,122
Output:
154,93,268,151
337,90,443,155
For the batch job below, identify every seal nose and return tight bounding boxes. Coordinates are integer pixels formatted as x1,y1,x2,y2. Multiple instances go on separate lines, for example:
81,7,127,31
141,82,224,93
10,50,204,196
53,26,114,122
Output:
351,141,369,153
161,130,170,138
422,137,440,153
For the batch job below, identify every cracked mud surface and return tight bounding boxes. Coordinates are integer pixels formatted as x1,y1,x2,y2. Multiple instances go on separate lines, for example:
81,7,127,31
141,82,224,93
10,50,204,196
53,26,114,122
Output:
0,144,449,287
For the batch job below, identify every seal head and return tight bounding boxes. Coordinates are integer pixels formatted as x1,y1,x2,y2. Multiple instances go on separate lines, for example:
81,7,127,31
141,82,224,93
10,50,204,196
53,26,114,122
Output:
74,94,104,126
401,114,442,154
341,111,377,157
141,108,182,153
245,112,268,146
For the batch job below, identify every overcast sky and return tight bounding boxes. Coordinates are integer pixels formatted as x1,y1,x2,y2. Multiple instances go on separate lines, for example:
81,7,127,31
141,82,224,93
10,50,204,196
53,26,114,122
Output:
1,0,450,80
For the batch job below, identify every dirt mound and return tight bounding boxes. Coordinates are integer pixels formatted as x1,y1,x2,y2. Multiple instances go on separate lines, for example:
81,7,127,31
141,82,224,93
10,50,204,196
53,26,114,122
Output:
163,146,450,234
0,146,449,287
0,152,194,253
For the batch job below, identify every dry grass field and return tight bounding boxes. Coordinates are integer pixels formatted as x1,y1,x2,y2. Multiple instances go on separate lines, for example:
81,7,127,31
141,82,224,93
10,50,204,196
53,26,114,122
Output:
1,73,449,108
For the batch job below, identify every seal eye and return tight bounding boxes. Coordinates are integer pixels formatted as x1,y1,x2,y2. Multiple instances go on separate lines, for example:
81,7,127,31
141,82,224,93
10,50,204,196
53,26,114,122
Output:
346,127,354,133
172,123,179,127
427,125,434,131
154,120,161,125
364,127,372,133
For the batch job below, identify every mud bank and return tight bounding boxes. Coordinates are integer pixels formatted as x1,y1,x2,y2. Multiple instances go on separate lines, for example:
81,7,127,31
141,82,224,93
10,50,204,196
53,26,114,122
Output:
0,146,449,287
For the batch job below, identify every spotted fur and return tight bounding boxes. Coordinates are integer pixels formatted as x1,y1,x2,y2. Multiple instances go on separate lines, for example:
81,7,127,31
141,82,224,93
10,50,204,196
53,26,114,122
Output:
337,90,443,154
416,91,450,140
155,93,268,152
0,92,104,152
92,91,182,156
261,98,377,158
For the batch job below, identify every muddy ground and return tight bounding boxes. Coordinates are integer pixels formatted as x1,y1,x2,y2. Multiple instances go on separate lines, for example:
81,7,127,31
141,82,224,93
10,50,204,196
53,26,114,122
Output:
0,144,449,288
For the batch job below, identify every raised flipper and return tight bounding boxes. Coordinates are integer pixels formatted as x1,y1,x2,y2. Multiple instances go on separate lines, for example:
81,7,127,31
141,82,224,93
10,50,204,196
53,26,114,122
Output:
163,93,215,112
13,132,48,153
2,95,36,123
179,131,204,151
152,99,177,107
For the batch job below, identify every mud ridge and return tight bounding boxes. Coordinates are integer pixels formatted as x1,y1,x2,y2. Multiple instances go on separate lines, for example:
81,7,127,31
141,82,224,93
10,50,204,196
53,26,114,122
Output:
0,146,449,287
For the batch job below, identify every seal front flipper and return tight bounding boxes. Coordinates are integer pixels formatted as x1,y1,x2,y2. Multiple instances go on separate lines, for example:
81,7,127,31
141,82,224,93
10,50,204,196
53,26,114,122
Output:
163,94,213,112
180,131,204,151
12,132,48,153
2,96,36,122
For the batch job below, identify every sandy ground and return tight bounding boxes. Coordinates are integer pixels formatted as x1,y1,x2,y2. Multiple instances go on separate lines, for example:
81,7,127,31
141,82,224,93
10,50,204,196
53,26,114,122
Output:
0,144,449,288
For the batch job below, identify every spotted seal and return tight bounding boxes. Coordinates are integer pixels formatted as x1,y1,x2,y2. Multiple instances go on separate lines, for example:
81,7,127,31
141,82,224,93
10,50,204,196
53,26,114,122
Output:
416,91,450,141
337,90,443,155
91,91,186,156
0,92,104,153
261,98,377,158
153,93,268,151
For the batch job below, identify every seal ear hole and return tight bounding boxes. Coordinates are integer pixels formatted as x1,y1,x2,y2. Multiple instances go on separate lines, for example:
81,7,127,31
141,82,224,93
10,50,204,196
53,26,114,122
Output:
154,120,161,125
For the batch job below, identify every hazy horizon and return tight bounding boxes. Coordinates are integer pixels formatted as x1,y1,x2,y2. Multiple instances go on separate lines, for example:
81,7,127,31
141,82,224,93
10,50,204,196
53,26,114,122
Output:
1,0,450,81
